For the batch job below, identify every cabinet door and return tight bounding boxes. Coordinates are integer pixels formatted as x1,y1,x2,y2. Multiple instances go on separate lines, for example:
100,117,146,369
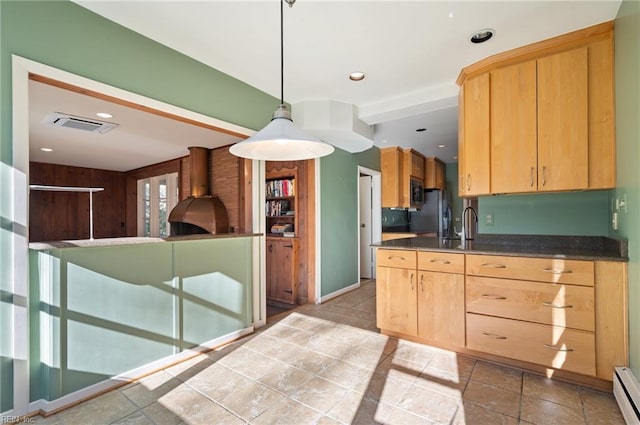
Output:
417,271,465,347
266,238,298,304
381,147,403,208
491,60,537,193
588,37,616,189
460,73,491,196
537,47,589,191
376,266,417,335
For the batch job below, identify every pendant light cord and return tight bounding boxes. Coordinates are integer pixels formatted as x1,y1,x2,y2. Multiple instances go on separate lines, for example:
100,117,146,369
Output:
280,0,284,106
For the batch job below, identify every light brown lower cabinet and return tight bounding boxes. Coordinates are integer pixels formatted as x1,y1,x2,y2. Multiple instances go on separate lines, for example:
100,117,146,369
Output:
376,249,466,348
417,251,465,347
466,313,596,376
376,249,628,383
266,237,299,304
376,266,417,335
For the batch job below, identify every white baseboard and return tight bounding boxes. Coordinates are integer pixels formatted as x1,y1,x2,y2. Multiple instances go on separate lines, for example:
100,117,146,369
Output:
614,366,640,425
319,282,360,304
26,326,254,416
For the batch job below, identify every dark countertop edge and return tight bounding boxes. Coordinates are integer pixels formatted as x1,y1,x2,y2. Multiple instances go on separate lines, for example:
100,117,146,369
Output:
29,233,263,250
373,234,629,262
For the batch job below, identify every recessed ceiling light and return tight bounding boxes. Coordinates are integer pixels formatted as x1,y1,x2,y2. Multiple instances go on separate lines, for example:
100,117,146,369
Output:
96,112,113,119
470,29,495,44
40,147,53,152
416,128,427,132
349,72,365,81
437,144,446,148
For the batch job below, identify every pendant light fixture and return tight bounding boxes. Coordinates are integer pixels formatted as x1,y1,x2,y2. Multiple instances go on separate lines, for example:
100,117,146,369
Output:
229,0,334,161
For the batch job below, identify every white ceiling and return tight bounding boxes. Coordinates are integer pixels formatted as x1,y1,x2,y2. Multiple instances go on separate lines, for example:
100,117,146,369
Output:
32,0,621,171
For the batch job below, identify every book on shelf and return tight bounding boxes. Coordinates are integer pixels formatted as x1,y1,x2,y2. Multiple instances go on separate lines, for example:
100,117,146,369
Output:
265,199,291,216
266,178,296,198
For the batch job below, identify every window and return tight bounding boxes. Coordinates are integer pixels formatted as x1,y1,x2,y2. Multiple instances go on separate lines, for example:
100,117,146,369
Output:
137,173,179,237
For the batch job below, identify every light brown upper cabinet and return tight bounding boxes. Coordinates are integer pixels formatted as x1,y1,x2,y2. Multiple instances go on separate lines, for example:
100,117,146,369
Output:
459,73,491,197
381,146,426,208
424,157,446,191
457,21,615,196
538,47,589,191
490,60,537,193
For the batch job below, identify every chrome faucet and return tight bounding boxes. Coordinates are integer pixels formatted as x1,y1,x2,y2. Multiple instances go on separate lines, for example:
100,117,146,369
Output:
461,206,478,242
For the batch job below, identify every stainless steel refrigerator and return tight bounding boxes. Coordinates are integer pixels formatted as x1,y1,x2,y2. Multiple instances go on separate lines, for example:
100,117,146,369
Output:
409,190,452,238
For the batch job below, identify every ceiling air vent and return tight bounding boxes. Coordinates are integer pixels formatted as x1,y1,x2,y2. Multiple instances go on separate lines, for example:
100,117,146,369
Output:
44,112,118,134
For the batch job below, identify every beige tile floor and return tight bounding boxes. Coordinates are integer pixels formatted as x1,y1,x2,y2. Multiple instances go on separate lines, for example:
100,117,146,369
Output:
34,279,625,425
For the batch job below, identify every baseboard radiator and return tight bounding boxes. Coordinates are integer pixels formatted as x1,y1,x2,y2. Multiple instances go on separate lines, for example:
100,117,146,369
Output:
614,367,640,424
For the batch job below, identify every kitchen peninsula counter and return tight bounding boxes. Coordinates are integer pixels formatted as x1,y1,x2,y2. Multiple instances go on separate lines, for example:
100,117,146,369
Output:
29,232,262,250
373,234,628,262
29,233,259,404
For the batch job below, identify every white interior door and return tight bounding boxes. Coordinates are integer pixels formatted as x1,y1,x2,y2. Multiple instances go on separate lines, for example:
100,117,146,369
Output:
359,175,373,279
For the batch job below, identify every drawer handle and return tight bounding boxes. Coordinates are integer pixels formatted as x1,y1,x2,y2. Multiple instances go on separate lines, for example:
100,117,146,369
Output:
543,302,574,309
480,263,507,269
388,256,406,261
410,273,414,291
482,332,507,340
542,268,573,274
481,294,507,300
430,259,451,264
544,344,574,352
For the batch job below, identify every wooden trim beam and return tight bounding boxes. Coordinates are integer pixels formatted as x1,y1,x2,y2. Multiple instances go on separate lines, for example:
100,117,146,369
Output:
29,73,249,139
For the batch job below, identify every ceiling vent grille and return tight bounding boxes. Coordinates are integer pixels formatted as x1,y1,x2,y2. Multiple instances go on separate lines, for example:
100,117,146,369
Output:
44,112,118,134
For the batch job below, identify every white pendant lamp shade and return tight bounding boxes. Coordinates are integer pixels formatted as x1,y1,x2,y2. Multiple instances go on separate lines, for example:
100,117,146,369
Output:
230,105,334,161
229,0,335,161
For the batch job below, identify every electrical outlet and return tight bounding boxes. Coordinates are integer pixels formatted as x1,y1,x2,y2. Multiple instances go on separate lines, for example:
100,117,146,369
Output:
616,194,628,213
485,212,494,226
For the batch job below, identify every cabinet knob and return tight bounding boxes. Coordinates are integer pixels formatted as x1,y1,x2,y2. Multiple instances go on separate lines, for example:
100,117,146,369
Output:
543,302,574,309
480,263,507,269
482,332,507,340
544,344,574,352
530,166,535,187
542,268,572,274
481,294,507,300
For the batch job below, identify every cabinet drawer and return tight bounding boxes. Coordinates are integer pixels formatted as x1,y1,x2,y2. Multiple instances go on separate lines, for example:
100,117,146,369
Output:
466,254,594,286
466,276,594,331
377,249,417,269
467,313,596,376
418,251,464,274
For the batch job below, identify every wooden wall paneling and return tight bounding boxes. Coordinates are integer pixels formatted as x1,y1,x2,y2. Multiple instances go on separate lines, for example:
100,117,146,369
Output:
29,162,127,242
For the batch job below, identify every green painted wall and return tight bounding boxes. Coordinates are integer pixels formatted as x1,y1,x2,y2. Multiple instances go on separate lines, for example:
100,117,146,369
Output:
320,147,380,297
613,0,640,375
477,191,611,235
29,237,252,401
1,0,277,413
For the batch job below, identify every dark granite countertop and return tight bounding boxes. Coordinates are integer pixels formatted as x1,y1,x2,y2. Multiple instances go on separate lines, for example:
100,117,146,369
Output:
373,234,628,262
